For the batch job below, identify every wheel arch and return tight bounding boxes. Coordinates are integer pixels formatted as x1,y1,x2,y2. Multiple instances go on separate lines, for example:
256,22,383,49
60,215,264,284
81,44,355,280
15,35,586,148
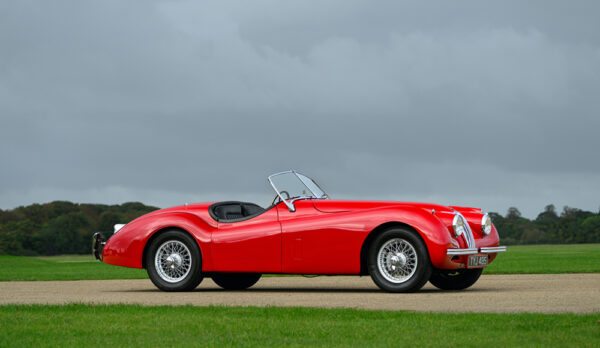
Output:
141,227,202,269
359,221,430,275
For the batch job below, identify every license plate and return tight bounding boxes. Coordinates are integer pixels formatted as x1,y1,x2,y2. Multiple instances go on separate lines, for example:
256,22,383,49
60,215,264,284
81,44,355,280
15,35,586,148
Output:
468,255,488,268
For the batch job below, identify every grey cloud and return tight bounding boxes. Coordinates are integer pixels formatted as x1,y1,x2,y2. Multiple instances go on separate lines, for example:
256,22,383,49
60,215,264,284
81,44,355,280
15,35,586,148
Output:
1,0,599,217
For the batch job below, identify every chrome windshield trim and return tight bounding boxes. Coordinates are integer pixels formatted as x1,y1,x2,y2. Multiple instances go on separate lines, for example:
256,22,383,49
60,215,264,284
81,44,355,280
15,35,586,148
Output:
267,170,328,212
289,196,313,205
268,170,296,211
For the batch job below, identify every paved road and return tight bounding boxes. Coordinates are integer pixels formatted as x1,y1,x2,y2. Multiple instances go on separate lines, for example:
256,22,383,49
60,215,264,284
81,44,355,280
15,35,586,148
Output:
1,274,599,313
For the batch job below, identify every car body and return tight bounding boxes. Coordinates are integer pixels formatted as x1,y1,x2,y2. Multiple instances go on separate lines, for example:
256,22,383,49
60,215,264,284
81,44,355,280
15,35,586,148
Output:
93,170,505,292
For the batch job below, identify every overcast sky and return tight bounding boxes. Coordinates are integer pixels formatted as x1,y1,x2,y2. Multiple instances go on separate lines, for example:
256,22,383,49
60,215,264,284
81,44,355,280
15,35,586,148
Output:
1,0,599,217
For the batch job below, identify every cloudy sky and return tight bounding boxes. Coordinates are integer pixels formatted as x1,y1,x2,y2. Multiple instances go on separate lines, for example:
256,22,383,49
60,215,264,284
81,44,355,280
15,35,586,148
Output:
1,0,599,217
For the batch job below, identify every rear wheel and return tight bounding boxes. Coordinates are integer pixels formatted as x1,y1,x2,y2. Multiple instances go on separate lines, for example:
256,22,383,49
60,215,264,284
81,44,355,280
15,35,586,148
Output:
145,230,203,291
368,228,432,292
429,269,483,290
212,273,262,290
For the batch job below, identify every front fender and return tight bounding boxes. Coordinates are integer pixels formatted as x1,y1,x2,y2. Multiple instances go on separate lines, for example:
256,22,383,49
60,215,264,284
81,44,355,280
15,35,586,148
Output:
102,212,215,270
360,206,455,269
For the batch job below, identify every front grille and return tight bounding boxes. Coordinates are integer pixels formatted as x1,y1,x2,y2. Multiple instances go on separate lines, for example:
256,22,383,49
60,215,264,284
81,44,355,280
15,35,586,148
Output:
458,213,476,249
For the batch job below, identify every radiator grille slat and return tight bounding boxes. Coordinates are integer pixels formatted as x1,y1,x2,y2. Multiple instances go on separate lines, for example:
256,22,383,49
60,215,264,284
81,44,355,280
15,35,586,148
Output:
458,213,476,249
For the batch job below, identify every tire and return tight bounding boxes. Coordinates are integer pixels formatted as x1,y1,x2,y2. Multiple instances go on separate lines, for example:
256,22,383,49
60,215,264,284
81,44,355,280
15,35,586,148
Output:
368,227,432,293
212,273,262,290
145,230,204,292
429,268,483,290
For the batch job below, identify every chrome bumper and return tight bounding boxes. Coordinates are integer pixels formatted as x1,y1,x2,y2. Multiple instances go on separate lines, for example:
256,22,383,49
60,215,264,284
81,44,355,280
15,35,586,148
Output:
92,232,106,261
447,246,507,256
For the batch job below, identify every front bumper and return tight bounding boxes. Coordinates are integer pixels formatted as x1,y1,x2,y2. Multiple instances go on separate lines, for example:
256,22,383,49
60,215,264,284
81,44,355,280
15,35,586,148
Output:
92,232,106,261
447,246,507,255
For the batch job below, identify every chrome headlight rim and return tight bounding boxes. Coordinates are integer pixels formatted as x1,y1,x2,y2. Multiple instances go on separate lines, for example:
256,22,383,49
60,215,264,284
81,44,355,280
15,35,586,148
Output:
452,214,466,237
481,213,492,235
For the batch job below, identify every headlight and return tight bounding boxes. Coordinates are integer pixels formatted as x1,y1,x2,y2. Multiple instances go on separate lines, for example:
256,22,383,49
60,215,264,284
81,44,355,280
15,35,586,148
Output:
452,214,466,237
481,214,492,235
114,224,126,234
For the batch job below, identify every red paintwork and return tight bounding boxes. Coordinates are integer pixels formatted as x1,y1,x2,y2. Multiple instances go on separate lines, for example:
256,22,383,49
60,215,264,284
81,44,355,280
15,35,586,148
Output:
102,199,502,273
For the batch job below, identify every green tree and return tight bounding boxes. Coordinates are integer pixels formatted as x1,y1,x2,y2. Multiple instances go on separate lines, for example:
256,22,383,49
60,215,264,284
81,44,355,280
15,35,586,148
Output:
98,212,121,232
581,216,600,242
38,213,90,255
0,225,25,255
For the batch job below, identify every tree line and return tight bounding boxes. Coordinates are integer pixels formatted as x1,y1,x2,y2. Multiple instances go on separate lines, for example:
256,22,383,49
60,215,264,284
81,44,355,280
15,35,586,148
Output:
1,201,599,256
0,201,158,255
490,204,600,245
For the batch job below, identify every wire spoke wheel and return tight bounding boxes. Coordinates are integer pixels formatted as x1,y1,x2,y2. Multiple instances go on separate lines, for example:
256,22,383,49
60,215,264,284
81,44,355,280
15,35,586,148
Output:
154,240,192,283
377,238,418,284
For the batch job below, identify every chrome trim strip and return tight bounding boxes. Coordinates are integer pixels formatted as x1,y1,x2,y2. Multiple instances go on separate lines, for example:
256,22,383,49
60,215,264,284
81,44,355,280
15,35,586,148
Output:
480,246,507,253
447,248,479,255
447,246,507,256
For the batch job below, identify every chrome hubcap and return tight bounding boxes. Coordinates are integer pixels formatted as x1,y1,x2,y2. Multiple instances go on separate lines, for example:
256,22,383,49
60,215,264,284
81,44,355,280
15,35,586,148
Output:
155,240,192,283
377,238,418,283
165,254,182,268
390,253,407,268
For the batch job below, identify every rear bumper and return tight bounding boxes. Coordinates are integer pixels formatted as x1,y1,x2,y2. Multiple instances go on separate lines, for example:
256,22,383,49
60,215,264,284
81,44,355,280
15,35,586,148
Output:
92,232,106,261
447,246,507,255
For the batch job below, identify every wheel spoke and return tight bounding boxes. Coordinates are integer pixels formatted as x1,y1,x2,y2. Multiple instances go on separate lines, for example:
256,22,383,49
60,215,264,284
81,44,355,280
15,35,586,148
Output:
377,238,418,284
154,240,192,283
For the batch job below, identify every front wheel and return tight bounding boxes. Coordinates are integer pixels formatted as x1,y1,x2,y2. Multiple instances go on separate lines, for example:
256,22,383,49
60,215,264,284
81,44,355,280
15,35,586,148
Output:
368,228,432,292
212,273,262,290
429,268,483,290
145,230,204,291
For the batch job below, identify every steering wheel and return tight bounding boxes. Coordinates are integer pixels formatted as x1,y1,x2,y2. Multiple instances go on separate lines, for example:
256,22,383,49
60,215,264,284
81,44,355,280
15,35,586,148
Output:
271,191,291,205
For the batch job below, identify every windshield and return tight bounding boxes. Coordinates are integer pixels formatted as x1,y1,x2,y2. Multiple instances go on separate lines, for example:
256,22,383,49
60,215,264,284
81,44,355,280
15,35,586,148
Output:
268,171,328,209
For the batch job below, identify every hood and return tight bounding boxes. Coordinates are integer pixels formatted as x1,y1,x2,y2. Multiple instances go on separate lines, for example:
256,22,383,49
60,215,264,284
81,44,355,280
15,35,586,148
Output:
313,199,481,216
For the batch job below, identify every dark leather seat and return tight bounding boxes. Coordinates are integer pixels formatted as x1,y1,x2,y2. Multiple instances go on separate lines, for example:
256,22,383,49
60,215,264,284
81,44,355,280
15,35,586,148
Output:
210,201,266,222
214,204,244,220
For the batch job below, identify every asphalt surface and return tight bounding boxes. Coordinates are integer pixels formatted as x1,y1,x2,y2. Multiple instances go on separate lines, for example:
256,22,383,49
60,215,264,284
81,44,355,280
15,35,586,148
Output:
1,274,599,313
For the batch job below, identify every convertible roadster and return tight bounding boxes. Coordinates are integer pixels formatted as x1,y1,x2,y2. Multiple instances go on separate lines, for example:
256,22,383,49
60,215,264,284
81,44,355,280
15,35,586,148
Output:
93,170,505,292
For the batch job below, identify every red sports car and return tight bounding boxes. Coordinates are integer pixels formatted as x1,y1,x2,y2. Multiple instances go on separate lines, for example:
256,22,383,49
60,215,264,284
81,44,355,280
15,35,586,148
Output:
93,170,506,292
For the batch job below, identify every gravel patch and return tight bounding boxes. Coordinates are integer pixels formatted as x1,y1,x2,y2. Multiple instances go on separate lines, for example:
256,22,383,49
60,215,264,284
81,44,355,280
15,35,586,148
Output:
1,274,598,313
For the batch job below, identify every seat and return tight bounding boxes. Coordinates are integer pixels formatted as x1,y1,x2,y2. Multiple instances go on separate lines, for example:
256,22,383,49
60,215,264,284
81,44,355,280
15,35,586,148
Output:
210,201,266,222
214,204,244,220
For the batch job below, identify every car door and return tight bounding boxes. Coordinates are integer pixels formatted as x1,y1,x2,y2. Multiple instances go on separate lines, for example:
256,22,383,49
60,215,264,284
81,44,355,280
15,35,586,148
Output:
210,206,282,273
278,200,363,274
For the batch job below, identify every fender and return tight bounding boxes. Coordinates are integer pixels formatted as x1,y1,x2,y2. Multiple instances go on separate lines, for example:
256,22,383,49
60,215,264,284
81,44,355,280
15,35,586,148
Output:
102,212,215,270
351,205,454,269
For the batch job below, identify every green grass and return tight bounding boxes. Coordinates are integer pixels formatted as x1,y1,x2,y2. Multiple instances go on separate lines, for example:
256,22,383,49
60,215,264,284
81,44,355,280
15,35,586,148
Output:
484,244,600,274
1,244,599,281
0,255,147,281
0,305,598,347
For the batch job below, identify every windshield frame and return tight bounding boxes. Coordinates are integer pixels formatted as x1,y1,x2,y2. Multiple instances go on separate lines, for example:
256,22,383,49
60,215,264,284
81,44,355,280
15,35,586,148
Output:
267,170,328,212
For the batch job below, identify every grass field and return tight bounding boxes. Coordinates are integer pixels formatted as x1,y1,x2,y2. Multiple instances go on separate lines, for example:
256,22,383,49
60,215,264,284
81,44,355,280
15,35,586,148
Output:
483,244,600,274
1,244,599,281
0,255,147,281
0,304,598,347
